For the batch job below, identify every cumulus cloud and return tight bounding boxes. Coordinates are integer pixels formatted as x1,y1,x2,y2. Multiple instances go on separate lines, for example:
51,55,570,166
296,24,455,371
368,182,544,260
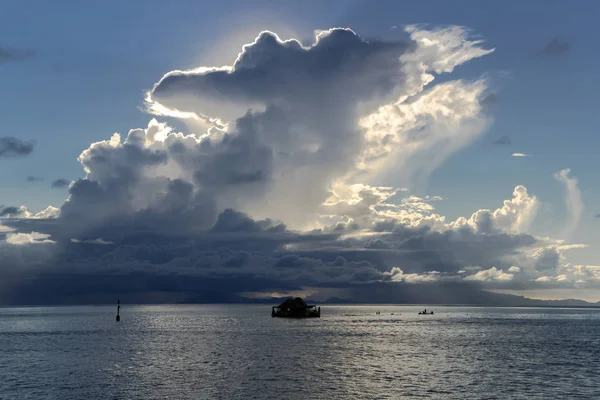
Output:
0,25,593,305
553,168,583,239
145,28,419,228
0,182,589,304
536,264,600,287
536,37,570,57
146,26,495,222
150,28,412,121
1,205,59,220
319,183,411,227
6,232,55,245
33,206,60,219
533,246,562,273
464,185,539,234
385,267,443,283
0,206,23,218
556,264,600,285
211,208,285,233
464,267,514,282
51,179,71,188
0,137,35,157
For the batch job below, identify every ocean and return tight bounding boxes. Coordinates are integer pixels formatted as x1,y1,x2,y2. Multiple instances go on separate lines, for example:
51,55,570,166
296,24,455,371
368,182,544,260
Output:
1,305,599,399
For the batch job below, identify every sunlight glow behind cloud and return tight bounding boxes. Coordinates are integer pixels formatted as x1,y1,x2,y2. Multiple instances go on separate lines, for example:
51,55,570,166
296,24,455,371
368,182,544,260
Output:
0,24,594,304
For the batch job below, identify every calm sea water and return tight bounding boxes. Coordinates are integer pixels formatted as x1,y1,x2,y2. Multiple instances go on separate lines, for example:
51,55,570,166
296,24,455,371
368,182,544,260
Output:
1,305,599,399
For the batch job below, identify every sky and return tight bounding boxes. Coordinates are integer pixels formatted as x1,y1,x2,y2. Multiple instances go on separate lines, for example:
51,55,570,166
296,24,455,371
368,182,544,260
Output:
1,0,599,304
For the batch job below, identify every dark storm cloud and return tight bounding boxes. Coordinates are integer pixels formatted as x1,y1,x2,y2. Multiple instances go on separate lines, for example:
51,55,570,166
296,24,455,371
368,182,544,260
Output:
211,209,285,233
535,37,570,57
57,134,175,235
60,177,217,240
147,29,416,230
151,29,411,107
492,135,511,146
51,179,70,188
0,203,544,305
0,28,552,305
0,206,22,217
0,137,35,157
190,111,273,189
533,246,560,272
59,29,415,239
0,46,34,63
330,223,537,275
0,267,555,306
323,281,575,306
0,271,301,306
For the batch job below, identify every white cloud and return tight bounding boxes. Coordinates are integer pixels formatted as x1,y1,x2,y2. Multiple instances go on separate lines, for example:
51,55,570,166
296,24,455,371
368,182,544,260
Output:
511,153,530,157
464,267,514,281
4,25,597,301
141,26,495,228
559,264,600,285
0,224,14,233
318,183,446,228
0,205,60,220
536,264,600,286
32,206,60,219
557,243,588,251
385,267,442,282
407,25,495,71
6,232,55,245
320,183,401,221
360,79,492,191
489,185,539,233
402,25,494,90
553,168,583,239
460,185,539,234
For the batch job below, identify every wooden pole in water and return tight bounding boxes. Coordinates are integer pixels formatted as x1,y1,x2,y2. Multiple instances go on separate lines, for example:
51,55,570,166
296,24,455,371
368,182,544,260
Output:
116,299,121,322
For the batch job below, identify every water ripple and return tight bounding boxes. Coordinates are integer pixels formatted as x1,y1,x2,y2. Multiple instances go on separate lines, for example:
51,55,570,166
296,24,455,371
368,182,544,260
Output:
1,305,599,399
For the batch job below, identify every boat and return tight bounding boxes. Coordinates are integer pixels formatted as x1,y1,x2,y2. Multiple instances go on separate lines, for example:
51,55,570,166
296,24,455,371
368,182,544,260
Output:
418,309,434,315
272,297,320,318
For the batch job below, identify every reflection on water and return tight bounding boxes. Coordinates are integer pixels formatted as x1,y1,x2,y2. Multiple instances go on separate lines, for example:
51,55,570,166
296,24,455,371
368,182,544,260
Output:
1,305,599,399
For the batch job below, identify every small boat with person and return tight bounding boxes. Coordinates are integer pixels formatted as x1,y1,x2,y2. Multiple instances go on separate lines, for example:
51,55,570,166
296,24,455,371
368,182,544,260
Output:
272,297,320,318
418,309,434,315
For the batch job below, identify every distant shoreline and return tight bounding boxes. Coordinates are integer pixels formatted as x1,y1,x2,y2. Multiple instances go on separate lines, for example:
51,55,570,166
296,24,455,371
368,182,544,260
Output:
2,303,600,309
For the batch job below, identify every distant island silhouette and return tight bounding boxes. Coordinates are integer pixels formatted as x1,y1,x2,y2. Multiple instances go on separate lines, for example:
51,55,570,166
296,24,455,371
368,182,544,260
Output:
2,282,599,307
271,297,320,318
